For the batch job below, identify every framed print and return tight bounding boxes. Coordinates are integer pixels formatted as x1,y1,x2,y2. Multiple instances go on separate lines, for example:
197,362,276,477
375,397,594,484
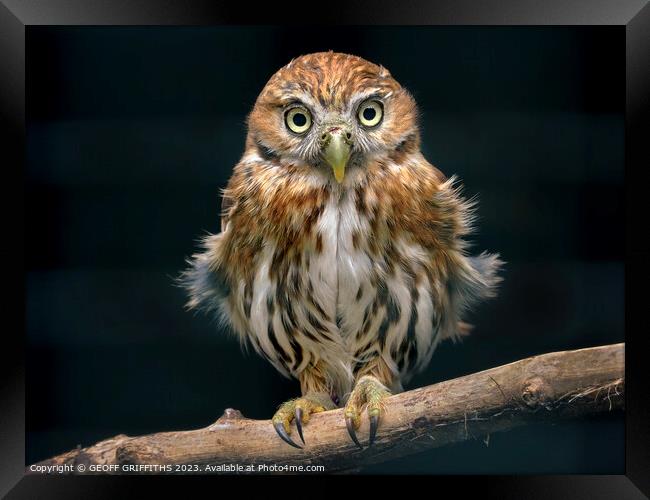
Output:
2,0,649,497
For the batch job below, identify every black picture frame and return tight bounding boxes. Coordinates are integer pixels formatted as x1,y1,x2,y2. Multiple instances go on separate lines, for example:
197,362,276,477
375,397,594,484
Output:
2,0,648,497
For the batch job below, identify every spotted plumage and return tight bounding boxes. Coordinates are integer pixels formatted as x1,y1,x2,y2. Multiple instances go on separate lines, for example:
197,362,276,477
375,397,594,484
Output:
182,52,502,448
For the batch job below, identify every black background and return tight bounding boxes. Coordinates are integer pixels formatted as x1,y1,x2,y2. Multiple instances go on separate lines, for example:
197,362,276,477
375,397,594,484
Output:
26,26,624,473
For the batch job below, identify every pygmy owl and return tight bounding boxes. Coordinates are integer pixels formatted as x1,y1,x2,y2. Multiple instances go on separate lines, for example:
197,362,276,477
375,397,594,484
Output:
182,52,502,449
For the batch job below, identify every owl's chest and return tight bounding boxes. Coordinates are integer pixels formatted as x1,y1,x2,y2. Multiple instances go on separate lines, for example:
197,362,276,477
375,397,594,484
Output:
302,191,375,332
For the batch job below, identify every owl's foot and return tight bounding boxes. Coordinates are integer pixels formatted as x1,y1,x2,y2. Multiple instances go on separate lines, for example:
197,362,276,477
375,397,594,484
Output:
344,375,391,449
271,392,336,449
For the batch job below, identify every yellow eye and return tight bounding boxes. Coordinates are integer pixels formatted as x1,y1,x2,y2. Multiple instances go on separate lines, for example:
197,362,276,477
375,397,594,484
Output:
357,100,383,127
285,107,312,134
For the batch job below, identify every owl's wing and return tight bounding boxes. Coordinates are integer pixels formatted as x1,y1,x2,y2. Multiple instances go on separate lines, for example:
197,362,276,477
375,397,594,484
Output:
181,161,247,315
218,158,254,232
219,191,235,232
417,168,503,342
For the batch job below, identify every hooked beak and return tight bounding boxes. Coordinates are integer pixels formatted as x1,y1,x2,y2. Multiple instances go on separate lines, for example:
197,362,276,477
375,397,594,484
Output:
321,127,353,183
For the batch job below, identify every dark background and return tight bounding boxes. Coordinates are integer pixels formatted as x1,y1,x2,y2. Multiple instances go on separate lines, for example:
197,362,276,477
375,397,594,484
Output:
26,26,624,473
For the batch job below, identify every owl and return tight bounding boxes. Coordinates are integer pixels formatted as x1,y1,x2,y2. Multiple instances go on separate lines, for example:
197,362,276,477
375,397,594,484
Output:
182,52,502,449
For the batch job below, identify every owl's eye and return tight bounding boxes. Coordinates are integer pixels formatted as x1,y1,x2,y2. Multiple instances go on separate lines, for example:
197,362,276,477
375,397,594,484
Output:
285,107,312,134
357,100,383,128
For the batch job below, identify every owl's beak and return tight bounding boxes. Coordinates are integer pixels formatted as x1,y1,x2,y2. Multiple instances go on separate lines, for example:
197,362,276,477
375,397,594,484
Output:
321,127,352,183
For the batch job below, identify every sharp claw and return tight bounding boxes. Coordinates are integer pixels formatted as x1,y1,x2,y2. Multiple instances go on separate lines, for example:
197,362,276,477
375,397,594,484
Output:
345,416,363,449
273,421,302,449
368,414,379,447
295,408,305,444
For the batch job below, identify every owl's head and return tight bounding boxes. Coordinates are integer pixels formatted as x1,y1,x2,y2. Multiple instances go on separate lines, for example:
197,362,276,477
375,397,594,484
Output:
246,52,419,185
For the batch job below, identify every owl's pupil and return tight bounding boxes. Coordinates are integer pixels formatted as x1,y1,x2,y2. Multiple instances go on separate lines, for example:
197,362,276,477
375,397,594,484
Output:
363,107,376,121
292,113,307,127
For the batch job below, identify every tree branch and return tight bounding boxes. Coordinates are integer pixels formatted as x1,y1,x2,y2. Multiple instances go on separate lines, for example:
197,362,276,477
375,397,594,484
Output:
30,343,624,474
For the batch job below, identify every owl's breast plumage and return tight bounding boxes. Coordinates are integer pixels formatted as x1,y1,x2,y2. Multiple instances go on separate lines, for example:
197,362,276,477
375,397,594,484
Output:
184,157,501,397
217,167,439,393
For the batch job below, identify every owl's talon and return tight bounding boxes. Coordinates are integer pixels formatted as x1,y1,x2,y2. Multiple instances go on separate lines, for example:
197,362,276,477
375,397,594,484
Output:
368,414,379,447
295,407,305,444
345,415,363,449
343,375,391,449
271,392,335,448
273,421,302,449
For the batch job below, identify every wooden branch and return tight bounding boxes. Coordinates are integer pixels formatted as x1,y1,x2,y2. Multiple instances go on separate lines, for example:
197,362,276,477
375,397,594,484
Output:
30,343,624,474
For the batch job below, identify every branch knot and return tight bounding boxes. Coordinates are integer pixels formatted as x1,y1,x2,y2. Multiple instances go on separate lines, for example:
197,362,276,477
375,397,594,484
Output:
521,377,554,410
